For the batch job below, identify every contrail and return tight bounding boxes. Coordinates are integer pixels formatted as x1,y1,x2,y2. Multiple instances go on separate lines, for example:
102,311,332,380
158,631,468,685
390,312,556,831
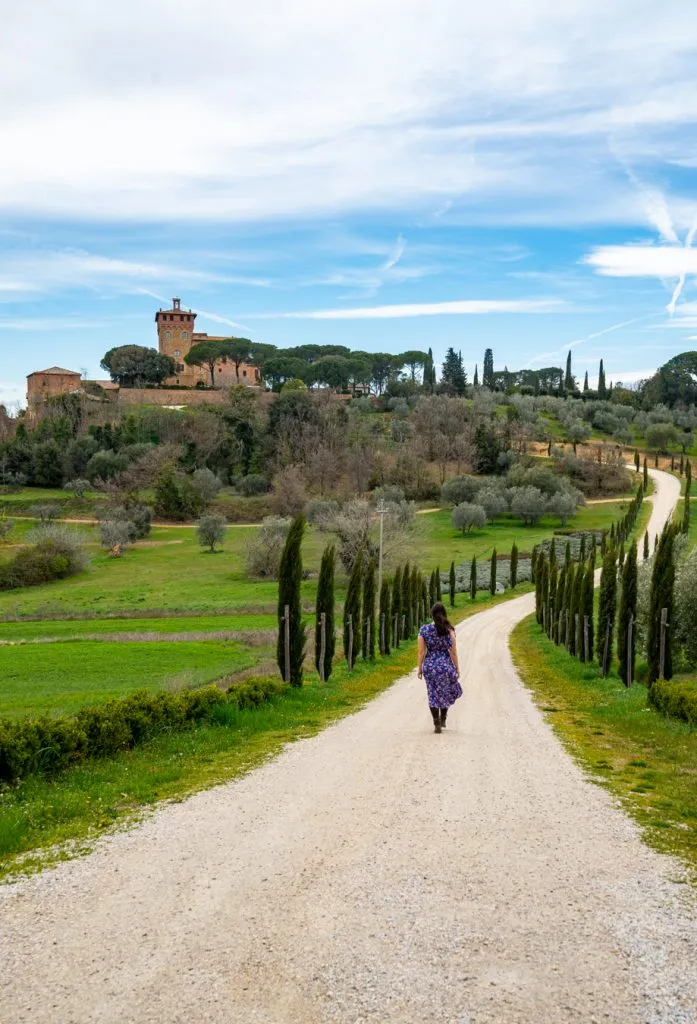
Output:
525,312,661,367
667,214,697,316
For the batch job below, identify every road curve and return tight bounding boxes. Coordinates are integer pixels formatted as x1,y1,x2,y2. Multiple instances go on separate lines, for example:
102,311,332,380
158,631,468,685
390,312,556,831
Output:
1,469,694,1024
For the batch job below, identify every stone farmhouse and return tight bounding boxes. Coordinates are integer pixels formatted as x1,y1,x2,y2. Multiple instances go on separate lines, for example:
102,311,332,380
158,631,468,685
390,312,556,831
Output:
26,298,261,418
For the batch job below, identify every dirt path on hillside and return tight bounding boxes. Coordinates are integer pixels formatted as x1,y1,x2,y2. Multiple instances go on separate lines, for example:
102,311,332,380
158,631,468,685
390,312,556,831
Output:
1,470,694,1024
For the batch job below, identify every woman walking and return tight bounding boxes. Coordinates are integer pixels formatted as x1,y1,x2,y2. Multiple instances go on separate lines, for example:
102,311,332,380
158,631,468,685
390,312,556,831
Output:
417,601,462,733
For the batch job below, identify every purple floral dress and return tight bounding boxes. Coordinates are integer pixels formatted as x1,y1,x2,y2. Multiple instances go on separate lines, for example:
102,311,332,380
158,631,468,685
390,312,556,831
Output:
419,623,463,708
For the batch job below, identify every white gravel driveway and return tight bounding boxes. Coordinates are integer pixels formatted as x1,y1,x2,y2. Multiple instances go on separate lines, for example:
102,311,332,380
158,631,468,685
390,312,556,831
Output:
1,469,695,1024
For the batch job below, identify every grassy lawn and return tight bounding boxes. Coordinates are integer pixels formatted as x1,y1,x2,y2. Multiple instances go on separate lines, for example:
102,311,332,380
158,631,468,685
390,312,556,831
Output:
0,613,276,639
511,615,697,875
0,585,529,877
0,640,258,717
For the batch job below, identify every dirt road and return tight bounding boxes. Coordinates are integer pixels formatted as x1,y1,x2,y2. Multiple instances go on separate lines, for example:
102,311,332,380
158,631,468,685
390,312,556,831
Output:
1,469,694,1024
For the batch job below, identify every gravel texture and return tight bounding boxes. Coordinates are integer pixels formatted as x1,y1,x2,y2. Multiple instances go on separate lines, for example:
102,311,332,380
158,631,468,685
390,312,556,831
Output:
1,469,695,1024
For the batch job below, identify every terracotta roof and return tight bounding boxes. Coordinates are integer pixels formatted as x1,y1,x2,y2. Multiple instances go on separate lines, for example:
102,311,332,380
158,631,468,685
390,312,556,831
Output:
27,366,81,377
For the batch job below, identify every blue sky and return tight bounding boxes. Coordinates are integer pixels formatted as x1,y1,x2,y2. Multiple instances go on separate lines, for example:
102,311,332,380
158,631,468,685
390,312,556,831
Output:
2,0,697,408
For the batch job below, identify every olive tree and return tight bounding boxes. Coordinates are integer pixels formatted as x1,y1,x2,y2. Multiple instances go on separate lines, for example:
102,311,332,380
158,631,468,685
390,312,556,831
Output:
452,502,487,535
509,486,548,525
196,514,228,553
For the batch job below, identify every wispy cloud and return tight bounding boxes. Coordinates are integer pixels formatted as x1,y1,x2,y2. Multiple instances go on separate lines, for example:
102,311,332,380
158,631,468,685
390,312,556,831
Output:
381,235,406,271
526,313,660,366
250,298,564,320
583,246,697,278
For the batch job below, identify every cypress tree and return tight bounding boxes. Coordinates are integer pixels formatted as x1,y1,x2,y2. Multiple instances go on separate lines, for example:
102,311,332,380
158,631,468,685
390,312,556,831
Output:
643,457,648,489
483,347,495,389
687,460,693,492
343,550,363,670
597,358,607,399
680,454,684,475
314,543,336,680
564,350,574,391
490,548,497,595
535,553,545,622
392,566,402,646
683,489,691,534
277,515,306,686
610,521,615,547
473,363,479,388
435,566,442,601
569,564,584,657
470,555,477,600
555,565,567,644
647,526,675,683
671,454,675,471
617,541,637,686
379,578,392,655
618,541,625,569
634,449,640,473
565,541,571,567
401,561,412,638
597,548,617,675
580,558,595,662
548,557,558,638
510,541,518,588
449,560,456,607
421,578,429,622
583,370,589,392
579,534,586,562
530,545,538,583
643,531,649,561
411,565,420,628
429,569,437,607
541,558,550,631
362,558,376,660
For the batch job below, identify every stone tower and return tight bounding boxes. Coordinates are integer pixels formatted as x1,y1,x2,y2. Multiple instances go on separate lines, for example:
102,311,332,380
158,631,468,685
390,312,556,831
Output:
155,298,200,385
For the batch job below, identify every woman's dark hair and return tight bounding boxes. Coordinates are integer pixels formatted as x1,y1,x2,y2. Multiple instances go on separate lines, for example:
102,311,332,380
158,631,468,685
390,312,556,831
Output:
431,601,453,636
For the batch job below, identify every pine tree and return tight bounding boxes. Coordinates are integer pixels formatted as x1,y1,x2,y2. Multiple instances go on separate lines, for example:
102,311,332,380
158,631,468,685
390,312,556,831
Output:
379,578,392,655
483,348,495,390
314,543,336,680
634,449,640,473
581,558,595,662
617,541,637,686
449,560,456,607
473,364,479,388
597,358,607,399
470,555,477,600
435,565,442,601
392,566,402,647
401,560,412,638
583,370,589,392
597,548,617,675
277,515,306,686
647,526,675,683
643,457,648,490
564,350,574,392
510,541,518,588
362,558,376,660
490,548,497,595
343,550,363,670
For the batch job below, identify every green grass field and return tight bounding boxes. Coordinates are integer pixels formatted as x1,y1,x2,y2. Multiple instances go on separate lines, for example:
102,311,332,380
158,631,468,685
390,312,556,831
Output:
511,616,697,874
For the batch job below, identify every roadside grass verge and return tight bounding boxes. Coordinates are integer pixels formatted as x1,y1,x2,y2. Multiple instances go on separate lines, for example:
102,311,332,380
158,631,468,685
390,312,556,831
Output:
0,613,277,639
510,615,697,876
0,584,529,879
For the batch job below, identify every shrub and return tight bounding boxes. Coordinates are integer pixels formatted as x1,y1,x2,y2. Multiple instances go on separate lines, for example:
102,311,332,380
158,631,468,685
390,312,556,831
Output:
191,467,223,504
154,469,205,520
236,474,270,496
63,478,91,498
28,503,62,522
452,502,487,534
648,677,697,725
0,531,87,590
0,677,287,784
196,514,227,552
99,520,134,556
246,516,290,578
0,519,14,543
306,499,340,529
100,504,152,540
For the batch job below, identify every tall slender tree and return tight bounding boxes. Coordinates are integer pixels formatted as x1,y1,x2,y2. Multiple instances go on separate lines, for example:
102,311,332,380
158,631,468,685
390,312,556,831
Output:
548,557,558,638
343,550,363,670
683,488,691,534
617,540,638,686
634,449,640,472
401,560,412,638
379,577,392,655
392,565,402,647
510,541,518,589
643,456,648,490
647,526,675,683
569,564,583,656
473,363,479,388
429,569,437,607
564,350,574,392
449,560,456,607
470,555,477,600
535,553,545,622
314,543,336,680
597,358,607,399
362,557,376,660
555,564,567,644
277,515,306,686
411,565,420,629
583,370,589,392
581,558,595,662
597,548,618,675
643,531,650,561
435,565,442,601
490,548,497,595
483,347,495,389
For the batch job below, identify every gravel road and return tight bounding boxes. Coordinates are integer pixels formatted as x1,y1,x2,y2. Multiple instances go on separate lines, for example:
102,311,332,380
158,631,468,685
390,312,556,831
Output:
1,469,694,1024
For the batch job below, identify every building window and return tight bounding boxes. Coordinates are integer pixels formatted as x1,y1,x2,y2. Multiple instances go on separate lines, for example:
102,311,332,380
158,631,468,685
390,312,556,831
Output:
174,349,180,357
180,331,188,342
164,330,172,341
242,370,247,377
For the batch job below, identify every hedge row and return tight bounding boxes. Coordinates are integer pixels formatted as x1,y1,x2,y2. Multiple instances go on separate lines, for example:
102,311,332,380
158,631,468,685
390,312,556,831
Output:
0,676,287,784
648,677,697,726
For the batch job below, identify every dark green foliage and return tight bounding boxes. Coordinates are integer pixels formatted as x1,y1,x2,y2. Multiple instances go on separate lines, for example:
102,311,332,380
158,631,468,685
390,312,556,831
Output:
473,423,502,474
564,350,574,392
0,536,85,591
684,490,691,534
510,541,519,588
687,459,692,493
555,565,567,644
0,677,287,784
490,548,497,595
314,544,336,680
344,550,363,669
569,564,584,656
411,566,420,628
648,677,697,725
597,548,618,674
579,534,586,562
643,531,650,560
680,454,684,475
535,553,545,622
634,449,640,472
618,541,625,569
401,561,412,639
441,348,467,394
277,515,306,686
435,565,442,601
597,358,607,399
429,569,437,607
617,541,638,686
101,344,175,387
565,542,571,567
483,347,495,389
470,556,477,600
581,559,595,662
643,456,648,489
449,561,456,607
647,526,675,684
379,578,392,655
362,558,376,660
530,545,538,583
540,558,550,631
392,567,402,646
548,559,558,638
154,470,205,521
421,578,429,624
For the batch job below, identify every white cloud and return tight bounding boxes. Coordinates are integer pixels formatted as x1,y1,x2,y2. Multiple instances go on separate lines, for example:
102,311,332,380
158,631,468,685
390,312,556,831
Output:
381,236,407,271
1,1,696,223
583,246,697,277
251,298,564,320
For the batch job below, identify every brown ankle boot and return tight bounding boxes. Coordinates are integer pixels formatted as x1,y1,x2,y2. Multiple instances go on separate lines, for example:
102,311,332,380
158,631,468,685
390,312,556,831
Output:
430,707,441,734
